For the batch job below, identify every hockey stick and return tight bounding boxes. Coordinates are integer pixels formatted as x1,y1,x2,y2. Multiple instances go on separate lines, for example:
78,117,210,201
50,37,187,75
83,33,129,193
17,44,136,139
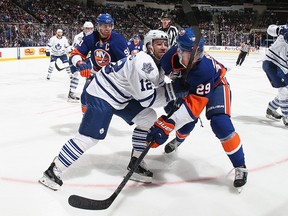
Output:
55,59,72,71
182,0,202,72
68,106,179,210
68,140,154,210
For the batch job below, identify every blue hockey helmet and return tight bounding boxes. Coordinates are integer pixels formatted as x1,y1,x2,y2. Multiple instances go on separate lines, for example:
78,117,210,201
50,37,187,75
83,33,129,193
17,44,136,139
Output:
176,28,204,52
133,34,140,39
96,13,114,25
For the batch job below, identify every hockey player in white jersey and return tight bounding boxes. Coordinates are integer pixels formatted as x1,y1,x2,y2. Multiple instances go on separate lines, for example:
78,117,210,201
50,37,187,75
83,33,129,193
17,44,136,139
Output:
46,29,71,80
262,24,288,127
46,29,77,101
67,21,94,102
39,30,183,190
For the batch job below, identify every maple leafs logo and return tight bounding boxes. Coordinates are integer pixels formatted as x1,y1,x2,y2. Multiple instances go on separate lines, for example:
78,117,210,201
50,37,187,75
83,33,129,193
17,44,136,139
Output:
141,63,154,74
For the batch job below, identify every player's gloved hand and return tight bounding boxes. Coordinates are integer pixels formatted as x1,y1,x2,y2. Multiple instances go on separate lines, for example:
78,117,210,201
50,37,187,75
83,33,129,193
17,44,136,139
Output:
164,97,184,114
172,79,189,98
164,80,188,102
76,61,91,78
146,115,175,148
46,51,50,56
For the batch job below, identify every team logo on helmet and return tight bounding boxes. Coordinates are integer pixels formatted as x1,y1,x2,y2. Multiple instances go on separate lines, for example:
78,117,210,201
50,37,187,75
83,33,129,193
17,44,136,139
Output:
141,63,154,74
94,49,111,67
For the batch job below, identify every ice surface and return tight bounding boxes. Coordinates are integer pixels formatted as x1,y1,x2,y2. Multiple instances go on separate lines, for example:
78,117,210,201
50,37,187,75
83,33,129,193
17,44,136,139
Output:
1,51,287,216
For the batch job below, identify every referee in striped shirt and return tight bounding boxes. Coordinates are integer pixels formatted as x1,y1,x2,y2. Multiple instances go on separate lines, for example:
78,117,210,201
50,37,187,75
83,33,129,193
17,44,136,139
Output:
158,12,178,47
236,39,251,66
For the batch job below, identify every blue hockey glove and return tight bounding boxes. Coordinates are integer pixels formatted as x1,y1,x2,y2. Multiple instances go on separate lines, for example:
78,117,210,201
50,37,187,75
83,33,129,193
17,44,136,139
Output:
76,61,91,78
146,115,175,148
46,51,50,56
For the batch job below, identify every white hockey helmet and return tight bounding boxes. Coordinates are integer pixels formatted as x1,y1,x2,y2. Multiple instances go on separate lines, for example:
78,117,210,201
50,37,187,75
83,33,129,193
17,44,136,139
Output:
143,30,169,54
56,29,63,33
83,21,94,29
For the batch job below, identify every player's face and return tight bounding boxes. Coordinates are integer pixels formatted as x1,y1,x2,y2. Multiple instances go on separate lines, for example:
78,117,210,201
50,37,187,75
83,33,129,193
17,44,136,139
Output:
56,32,63,38
161,18,171,28
133,38,140,44
98,24,112,38
84,27,93,34
177,48,192,68
152,39,169,59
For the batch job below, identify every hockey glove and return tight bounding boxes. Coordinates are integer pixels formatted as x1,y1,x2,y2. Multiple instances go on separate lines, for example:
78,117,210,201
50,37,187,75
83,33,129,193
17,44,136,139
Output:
76,61,91,78
164,97,184,114
146,115,175,148
46,51,50,56
172,79,189,98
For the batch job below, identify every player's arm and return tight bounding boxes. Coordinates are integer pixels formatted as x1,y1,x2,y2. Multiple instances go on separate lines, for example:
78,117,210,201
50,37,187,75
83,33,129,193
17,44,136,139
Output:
70,36,92,78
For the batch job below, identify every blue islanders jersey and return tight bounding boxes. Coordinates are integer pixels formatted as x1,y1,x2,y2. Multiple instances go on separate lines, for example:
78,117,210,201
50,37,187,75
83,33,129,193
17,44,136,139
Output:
71,30,129,71
127,40,143,55
160,45,227,125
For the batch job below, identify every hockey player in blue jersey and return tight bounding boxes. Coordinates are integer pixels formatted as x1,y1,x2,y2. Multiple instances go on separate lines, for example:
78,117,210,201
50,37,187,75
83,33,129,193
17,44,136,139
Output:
146,28,248,190
39,30,186,190
127,34,143,55
70,13,130,113
262,24,288,127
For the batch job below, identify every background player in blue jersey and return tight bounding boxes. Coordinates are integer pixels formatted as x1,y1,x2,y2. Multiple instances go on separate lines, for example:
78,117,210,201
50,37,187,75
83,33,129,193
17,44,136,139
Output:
70,13,130,113
127,34,143,55
146,28,248,190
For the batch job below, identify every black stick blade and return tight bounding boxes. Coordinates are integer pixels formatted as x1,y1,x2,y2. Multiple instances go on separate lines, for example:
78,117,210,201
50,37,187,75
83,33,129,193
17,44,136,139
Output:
182,0,198,26
68,193,116,210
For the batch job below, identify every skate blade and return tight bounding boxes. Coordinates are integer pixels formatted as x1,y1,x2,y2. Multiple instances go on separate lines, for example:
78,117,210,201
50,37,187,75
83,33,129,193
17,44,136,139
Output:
67,98,80,103
125,172,152,184
39,175,61,191
266,114,282,121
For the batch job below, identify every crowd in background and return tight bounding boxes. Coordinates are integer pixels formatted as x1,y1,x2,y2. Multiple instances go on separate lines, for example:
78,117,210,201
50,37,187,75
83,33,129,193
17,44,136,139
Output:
0,0,287,48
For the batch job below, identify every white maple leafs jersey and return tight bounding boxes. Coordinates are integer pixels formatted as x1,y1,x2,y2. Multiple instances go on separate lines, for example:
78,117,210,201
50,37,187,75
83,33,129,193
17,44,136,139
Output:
46,35,71,56
265,24,288,74
86,51,167,110
73,32,85,47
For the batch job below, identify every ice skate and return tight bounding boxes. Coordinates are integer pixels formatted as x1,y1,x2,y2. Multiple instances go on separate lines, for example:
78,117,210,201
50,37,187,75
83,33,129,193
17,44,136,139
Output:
266,108,282,121
282,116,288,127
233,165,248,193
46,74,51,80
68,91,80,102
127,156,153,183
164,138,182,153
39,162,63,191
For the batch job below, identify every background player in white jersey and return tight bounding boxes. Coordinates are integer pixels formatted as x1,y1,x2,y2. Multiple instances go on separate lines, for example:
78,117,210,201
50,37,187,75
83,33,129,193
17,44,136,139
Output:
262,24,288,127
46,29,71,79
158,12,178,47
45,29,76,101
67,21,94,102
39,30,183,190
